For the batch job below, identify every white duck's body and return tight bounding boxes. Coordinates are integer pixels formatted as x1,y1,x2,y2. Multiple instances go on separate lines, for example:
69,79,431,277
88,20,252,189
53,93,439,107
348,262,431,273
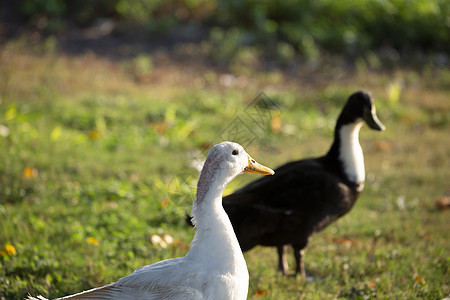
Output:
28,142,273,300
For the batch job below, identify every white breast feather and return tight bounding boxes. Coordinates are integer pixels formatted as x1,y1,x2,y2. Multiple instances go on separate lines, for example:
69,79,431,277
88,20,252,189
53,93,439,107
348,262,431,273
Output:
339,122,365,191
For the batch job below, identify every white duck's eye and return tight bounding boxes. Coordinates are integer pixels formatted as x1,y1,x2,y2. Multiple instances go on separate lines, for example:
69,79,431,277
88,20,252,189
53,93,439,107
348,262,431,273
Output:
232,150,239,156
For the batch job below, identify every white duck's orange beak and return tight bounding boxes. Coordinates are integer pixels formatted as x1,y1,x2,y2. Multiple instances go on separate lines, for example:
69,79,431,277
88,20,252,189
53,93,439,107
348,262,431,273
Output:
244,155,274,175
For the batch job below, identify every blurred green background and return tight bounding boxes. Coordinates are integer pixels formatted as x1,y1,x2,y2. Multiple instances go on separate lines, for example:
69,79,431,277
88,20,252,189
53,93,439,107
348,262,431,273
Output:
3,0,449,63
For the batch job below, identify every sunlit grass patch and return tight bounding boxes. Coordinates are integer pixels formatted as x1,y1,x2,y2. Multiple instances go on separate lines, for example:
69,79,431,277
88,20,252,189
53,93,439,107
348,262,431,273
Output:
0,41,449,299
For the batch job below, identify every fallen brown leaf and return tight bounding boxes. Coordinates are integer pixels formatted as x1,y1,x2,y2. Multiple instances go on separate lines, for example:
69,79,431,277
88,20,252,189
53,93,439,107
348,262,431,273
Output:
271,112,282,133
375,140,393,152
160,197,170,208
436,196,450,210
332,237,356,247
254,289,269,297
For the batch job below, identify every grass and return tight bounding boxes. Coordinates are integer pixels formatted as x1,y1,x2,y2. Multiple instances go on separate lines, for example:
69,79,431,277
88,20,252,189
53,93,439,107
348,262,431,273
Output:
0,38,449,299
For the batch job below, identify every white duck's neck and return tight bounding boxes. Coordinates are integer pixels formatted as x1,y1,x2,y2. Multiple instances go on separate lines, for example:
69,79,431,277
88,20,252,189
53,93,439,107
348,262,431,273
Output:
338,121,365,191
188,173,246,273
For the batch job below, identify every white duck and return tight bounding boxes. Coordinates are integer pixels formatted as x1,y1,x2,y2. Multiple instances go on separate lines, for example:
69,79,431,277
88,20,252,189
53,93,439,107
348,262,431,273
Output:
28,141,274,300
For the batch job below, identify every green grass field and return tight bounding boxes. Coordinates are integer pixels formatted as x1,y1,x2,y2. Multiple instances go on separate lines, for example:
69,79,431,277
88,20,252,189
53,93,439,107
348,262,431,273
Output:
0,39,449,299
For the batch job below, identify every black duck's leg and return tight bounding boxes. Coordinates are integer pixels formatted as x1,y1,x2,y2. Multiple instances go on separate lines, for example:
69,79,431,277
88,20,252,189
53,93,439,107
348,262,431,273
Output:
293,248,306,278
277,245,289,275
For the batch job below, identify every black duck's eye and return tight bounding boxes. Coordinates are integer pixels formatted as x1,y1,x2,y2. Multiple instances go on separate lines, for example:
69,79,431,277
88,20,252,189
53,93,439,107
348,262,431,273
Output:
232,150,239,156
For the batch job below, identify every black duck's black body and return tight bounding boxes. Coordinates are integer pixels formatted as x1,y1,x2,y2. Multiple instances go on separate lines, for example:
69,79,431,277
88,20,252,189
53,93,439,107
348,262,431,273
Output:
225,156,359,250
221,91,385,276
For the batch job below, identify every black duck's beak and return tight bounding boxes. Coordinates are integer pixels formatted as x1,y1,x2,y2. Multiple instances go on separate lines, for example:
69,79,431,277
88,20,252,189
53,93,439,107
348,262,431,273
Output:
244,155,275,175
364,107,385,131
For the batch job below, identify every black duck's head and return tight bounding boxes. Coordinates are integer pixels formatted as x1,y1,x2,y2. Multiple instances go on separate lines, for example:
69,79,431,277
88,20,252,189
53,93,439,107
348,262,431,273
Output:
344,91,385,131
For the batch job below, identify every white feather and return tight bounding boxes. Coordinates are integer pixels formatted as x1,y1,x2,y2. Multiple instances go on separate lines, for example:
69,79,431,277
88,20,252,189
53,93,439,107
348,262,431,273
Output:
339,121,365,191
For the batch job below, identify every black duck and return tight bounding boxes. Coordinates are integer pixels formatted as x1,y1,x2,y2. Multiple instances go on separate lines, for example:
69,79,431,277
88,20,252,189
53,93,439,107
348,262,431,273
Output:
222,91,385,277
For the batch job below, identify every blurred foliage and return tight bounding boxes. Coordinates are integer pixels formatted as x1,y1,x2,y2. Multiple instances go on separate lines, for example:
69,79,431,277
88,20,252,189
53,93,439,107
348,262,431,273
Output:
14,0,449,60
214,0,449,58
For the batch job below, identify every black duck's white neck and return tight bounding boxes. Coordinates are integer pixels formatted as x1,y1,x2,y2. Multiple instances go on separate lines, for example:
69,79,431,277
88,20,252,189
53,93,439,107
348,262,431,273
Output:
327,119,366,192
326,91,385,191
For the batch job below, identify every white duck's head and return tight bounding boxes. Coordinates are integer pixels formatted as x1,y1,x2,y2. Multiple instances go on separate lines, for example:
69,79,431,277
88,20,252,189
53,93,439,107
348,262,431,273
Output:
195,142,274,204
